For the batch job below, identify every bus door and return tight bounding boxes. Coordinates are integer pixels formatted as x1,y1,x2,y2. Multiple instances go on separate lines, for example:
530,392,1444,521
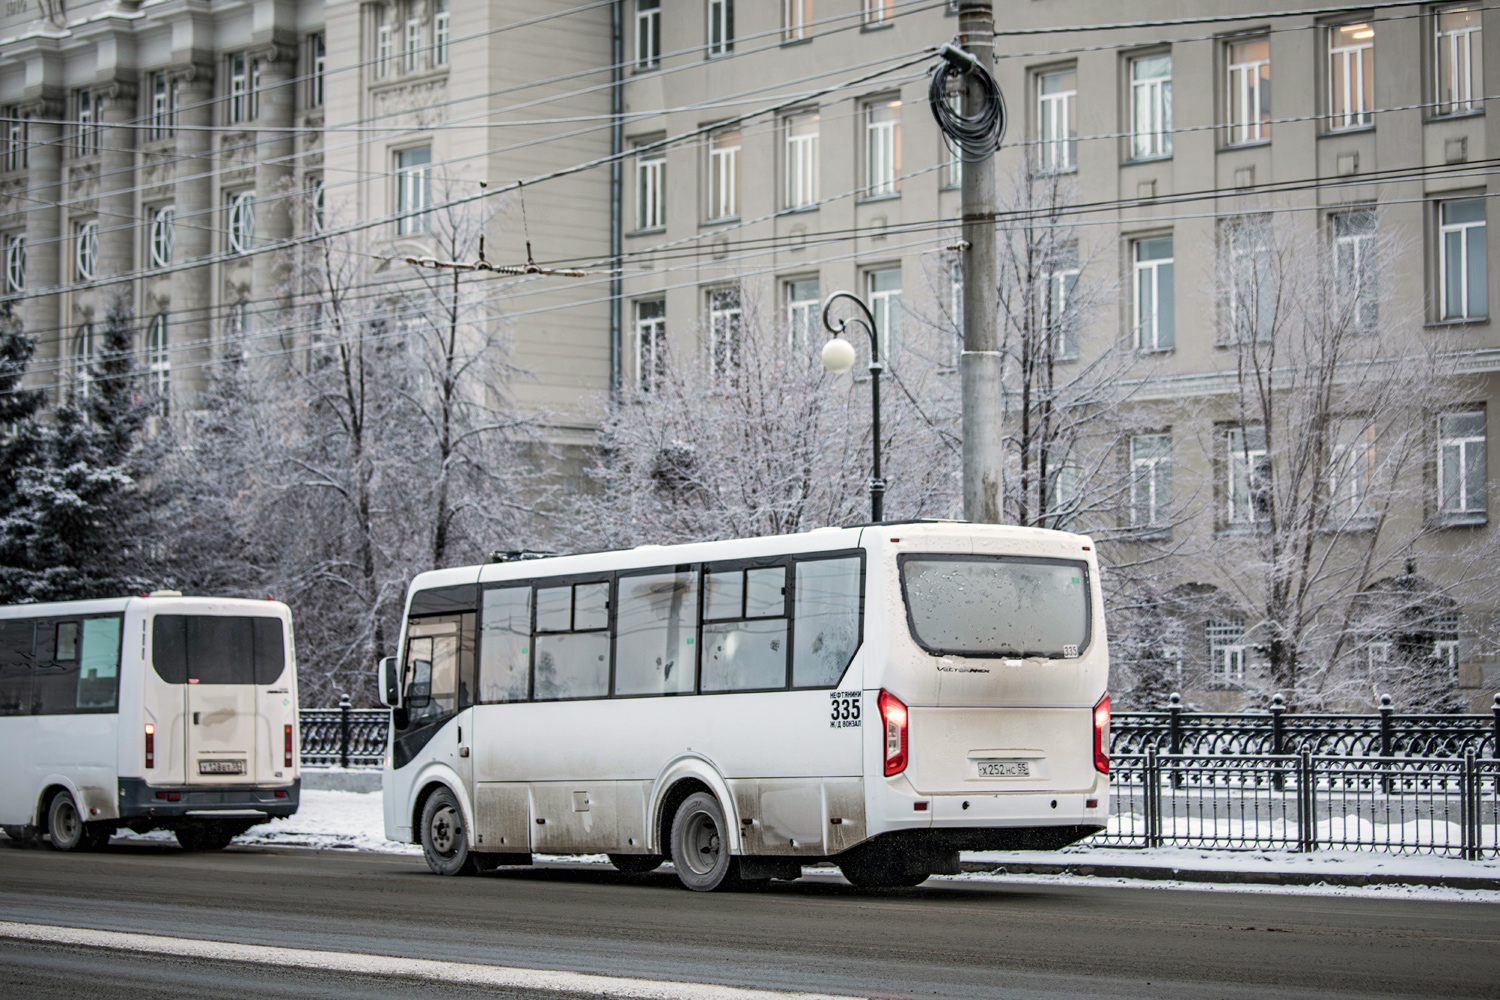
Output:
153,615,273,785
401,616,472,794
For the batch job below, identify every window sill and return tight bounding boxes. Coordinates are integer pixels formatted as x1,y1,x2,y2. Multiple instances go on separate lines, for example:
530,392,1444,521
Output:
370,67,449,93
1136,346,1174,356
627,226,665,237
939,183,960,192
1428,512,1488,530
1321,123,1375,137
1122,153,1172,166
780,36,813,48
632,64,660,76
856,193,901,205
1220,138,1271,151
861,20,895,32
701,216,740,227
1037,166,1078,177
1122,527,1172,541
1215,522,1269,537
778,205,820,216
1427,109,1484,123
1426,317,1489,329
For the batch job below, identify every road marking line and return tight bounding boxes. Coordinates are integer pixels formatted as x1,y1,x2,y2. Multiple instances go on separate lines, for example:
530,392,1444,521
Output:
0,921,860,1000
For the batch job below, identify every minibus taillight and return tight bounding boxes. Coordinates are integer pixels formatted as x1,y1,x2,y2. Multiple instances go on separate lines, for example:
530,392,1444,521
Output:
144,723,155,769
1093,694,1111,774
879,689,908,777
284,725,294,768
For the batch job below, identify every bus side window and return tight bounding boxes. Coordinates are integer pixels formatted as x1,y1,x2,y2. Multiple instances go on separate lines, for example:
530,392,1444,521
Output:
0,619,34,716
615,568,698,697
252,617,286,685
406,637,435,707
75,617,122,710
792,557,863,688
479,587,531,703
701,565,789,693
32,619,82,715
533,583,611,701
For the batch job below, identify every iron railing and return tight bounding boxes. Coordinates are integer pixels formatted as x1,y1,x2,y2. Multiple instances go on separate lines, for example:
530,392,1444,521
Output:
300,700,389,767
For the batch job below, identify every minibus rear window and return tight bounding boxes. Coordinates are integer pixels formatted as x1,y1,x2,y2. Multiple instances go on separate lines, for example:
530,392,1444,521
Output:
152,615,287,685
899,555,1090,659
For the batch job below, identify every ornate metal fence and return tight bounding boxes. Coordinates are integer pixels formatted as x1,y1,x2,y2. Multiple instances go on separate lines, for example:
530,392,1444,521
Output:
300,700,390,767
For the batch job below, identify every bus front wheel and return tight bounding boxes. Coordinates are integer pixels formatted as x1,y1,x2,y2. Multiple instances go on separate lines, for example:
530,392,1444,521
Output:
420,787,479,876
46,792,108,852
669,792,741,892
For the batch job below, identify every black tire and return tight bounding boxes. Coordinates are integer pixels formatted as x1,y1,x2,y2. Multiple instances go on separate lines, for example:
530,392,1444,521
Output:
175,823,236,852
838,849,931,889
668,792,740,891
608,853,663,874
420,787,479,876
46,792,97,852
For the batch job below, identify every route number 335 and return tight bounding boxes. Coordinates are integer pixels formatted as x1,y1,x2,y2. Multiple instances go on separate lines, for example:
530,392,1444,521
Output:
829,690,861,729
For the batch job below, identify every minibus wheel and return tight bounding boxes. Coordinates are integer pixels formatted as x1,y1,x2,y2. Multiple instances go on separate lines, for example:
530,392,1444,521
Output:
46,792,107,852
668,792,741,891
608,853,663,874
420,787,479,876
175,823,237,851
838,848,931,889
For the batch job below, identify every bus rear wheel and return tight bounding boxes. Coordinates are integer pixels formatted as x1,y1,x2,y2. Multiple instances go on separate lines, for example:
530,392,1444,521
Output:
609,853,663,874
420,787,479,876
669,792,740,892
838,848,931,889
176,823,237,852
46,792,108,852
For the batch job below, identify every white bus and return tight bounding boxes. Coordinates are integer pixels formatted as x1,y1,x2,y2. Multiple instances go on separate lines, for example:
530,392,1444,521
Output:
380,522,1109,890
0,594,300,852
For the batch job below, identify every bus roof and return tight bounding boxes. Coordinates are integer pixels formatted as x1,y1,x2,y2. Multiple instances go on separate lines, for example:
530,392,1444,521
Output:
0,596,292,620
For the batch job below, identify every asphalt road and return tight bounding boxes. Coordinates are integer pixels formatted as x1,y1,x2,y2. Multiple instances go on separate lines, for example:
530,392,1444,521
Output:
0,839,1495,1000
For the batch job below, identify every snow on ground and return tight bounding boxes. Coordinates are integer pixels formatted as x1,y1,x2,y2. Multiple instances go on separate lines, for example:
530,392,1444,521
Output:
117,787,1497,902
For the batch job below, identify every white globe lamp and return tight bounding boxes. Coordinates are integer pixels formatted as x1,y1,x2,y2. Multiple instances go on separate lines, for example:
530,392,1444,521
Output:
821,337,857,374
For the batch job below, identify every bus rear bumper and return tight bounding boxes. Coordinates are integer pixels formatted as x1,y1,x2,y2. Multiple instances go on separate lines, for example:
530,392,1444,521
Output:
116,778,300,822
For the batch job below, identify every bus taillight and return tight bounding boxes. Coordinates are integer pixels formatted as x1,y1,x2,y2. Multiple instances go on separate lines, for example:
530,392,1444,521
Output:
1093,694,1110,774
284,724,294,768
144,723,155,769
878,690,908,777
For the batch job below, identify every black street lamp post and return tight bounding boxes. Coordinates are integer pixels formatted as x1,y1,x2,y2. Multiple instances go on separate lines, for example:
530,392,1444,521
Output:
820,291,884,523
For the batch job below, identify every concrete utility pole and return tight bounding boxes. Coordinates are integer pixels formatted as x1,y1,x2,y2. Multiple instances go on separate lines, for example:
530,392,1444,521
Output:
958,0,1002,524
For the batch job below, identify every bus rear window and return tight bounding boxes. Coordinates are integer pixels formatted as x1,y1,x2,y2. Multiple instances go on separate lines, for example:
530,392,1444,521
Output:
899,555,1090,659
152,615,286,685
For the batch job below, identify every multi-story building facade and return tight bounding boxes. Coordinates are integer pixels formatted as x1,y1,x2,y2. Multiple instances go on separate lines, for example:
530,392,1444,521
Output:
1,0,1496,708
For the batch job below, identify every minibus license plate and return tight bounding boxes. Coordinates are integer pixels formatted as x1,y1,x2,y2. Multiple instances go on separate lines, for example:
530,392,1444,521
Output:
975,760,1029,778
199,760,245,775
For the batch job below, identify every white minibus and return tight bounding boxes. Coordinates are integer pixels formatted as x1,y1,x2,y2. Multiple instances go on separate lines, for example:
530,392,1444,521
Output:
380,522,1109,890
0,594,300,852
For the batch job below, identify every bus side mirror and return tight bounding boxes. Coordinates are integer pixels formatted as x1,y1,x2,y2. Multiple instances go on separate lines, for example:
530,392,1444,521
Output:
379,656,401,709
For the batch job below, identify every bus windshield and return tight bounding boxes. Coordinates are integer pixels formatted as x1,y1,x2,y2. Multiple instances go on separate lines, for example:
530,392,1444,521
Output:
899,555,1090,658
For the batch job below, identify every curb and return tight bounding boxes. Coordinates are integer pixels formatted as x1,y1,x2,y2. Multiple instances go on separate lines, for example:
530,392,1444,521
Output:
957,860,1500,891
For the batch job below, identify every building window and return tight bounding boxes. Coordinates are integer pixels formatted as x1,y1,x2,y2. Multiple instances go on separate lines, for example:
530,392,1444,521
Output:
784,0,811,41
941,92,962,189
405,10,424,72
1332,209,1377,332
635,143,665,230
708,129,740,220
146,314,170,417
434,0,450,66
72,323,96,400
1130,433,1171,528
149,206,175,268
1227,426,1271,525
1438,411,1486,516
1330,420,1377,521
1329,23,1374,130
708,0,733,56
396,147,432,235
1130,54,1172,159
1436,7,1481,115
867,268,901,358
149,72,177,140
864,98,900,197
228,192,255,255
309,176,326,232
310,33,327,106
376,11,394,78
1207,619,1249,685
75,221,98,281
784,111,818,209
636,299,666,393
1037,69,1077,172
228,53,260,123
786,277,819,347
4,107,28,172
1226,219,1274,342
1133,236,1174,351
708,287,742,376
1440,198,1487,320
73,90,96,156
1045,248,1080,357
637,0,661,70
863,0,893,25
1226,38,1271,145
4,235,23,293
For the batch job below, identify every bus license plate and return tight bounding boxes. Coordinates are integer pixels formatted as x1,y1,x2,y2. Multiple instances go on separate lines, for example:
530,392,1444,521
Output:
199,760,245,775
975,760,1029,778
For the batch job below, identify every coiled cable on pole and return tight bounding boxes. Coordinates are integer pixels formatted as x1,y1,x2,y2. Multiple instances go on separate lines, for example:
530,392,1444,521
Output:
928,42,1005,162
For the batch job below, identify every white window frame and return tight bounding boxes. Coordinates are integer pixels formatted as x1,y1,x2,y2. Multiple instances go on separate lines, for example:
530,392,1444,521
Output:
149,71,175,140
75,90,95,157
1130,54,1172,159
1440,198,1487,320
636,144,665,230
1329,23,1374,130
5,108,26,172
1130,433,1171,528
1436,6,1480,115
149,206,175,269
1227,426,1271,524
434,1,450,66
396,146,433,236
146,313,170,416
229,53,254,123
784,111,818,210
636,299,666,393
1133,236,1174,351
1332,209,1377,331
227,192,255,255
1227,220,1275,342
377,14,394,78
786,277,819,348
308,176,326,233
708,129,740,220
708,0,733,57
1329,421,1376,521
75,221,98,281
863,0,893,25
1438,410,1487,516
405,14,423,72
864,99,900,198
1037,69,1077,172
1226,38,1271,144
867,267,901,358
637,0,661,70
4,235,23,294
311,33,327,105
708,286,742,376
72,323,96,400
1045,254,1080,357
1207,619,1249,684
784,0,811,41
